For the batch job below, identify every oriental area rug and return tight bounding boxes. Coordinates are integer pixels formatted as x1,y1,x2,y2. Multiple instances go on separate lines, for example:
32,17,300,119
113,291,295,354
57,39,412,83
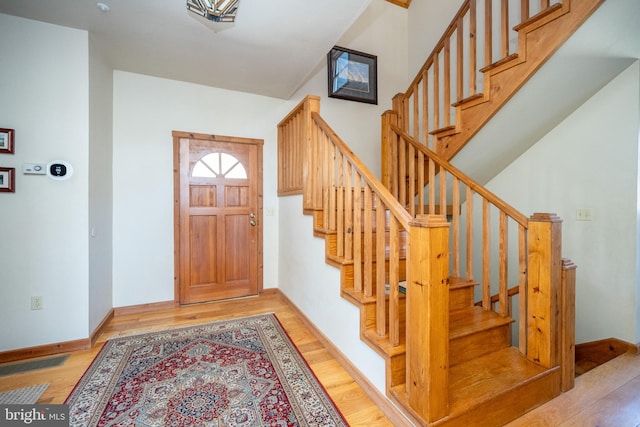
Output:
66,314,348,426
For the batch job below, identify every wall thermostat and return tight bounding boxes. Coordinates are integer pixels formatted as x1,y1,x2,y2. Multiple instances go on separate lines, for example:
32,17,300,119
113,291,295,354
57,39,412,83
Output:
47,160,74,181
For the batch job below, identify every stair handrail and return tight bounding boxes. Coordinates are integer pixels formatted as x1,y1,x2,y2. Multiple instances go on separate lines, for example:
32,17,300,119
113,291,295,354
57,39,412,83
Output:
390,123,528,226
311,113,413,229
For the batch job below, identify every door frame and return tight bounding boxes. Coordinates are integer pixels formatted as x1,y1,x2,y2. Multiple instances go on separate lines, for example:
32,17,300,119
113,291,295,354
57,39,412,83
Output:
172,130,264,304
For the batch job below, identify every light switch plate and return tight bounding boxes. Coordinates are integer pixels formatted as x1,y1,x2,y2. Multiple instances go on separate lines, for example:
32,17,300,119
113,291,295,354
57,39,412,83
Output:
576,208,593,221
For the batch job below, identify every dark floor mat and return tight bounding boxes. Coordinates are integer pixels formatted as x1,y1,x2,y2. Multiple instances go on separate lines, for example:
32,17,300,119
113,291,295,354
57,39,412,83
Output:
0,354,69,376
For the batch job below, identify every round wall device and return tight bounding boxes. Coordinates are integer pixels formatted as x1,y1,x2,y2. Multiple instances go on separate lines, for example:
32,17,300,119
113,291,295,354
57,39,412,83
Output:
47,160,74,181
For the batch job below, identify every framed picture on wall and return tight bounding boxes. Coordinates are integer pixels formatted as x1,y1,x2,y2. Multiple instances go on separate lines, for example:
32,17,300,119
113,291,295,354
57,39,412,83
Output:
327,46,377,105
0,128,15,154
0,167,15,192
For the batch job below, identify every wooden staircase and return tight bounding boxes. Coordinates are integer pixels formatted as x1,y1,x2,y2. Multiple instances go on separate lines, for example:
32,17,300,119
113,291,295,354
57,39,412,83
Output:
311,182,573,426
275,0,593,424
278,95,576,425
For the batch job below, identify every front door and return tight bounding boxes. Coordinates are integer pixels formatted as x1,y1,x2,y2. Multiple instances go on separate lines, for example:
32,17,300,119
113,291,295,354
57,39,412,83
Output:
173,131,263,304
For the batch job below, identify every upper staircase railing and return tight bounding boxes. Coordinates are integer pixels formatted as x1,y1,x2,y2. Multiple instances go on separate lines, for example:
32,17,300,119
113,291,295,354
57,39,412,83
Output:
278,95,575,423
386,0,571,163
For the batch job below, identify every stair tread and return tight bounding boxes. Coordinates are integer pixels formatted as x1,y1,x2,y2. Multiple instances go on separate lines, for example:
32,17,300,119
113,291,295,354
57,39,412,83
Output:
479,53,520,73
452,92,486,108
513,2,564,32
448,347,548,415
450,306,514,340
429,125,457,136
341,288,377,305
448,276,478,290
363,328,406,357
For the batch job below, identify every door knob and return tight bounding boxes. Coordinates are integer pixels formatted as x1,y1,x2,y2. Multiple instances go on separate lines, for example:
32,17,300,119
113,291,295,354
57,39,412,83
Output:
250,220,257,227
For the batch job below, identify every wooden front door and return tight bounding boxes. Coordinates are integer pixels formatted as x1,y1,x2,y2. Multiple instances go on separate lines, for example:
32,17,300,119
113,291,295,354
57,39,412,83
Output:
173,131,263,304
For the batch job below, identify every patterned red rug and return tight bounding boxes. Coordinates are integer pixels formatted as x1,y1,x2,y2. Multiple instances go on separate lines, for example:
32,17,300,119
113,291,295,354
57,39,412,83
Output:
66,314,348,426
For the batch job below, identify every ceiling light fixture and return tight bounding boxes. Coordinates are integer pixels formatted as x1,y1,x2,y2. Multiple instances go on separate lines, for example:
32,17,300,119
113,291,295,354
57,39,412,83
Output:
96,2,110,12
186,0,239,23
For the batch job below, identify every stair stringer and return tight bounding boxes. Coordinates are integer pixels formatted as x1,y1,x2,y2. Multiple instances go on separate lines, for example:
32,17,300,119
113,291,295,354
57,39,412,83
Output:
435,0,605,161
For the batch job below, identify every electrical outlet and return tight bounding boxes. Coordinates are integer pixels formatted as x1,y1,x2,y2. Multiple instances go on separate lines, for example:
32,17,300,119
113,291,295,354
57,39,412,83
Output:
31,296,43,310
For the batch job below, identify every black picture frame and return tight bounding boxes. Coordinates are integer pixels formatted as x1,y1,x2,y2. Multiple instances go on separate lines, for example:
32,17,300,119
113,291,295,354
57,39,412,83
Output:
327,46,377,105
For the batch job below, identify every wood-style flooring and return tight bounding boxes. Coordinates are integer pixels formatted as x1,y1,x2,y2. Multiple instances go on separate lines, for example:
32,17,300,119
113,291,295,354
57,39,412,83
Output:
0,291,394,426
1,291,639,426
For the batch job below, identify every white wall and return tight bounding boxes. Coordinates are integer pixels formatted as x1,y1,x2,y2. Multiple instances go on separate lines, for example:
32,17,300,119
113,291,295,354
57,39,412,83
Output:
277,0,409,396
88,38,114,333
322,0,410,174
0,14,90,350
487,62,640,344
407,0,461,78
112,72,287,307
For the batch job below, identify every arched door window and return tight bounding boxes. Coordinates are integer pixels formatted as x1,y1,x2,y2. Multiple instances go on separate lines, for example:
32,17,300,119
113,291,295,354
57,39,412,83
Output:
192,152,247,179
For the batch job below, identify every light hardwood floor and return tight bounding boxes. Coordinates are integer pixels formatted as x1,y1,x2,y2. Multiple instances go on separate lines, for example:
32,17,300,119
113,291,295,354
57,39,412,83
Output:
1,291,639,426
0,291,395,426
506,351,640,427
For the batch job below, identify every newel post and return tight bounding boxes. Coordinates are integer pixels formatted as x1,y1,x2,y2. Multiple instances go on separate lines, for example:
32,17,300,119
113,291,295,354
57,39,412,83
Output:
302,95,321,211
392,92,405,128
406,214,450,422
526,213,562,368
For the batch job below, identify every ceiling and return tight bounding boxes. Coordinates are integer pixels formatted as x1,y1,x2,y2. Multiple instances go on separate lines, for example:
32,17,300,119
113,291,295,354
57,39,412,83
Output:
0,0,373,99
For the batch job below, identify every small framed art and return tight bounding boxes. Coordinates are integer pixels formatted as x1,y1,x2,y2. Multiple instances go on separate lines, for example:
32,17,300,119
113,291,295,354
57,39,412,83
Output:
0,167,15,192
327,46,377,105
0,128,15,154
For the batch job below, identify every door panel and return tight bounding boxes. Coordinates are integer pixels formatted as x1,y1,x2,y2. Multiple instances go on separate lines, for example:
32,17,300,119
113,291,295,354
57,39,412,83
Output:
224,214,251,282
174,132,263,304
189,215,217,286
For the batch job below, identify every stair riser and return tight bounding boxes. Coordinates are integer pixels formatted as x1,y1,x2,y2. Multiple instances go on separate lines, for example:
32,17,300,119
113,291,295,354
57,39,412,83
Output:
323,230,407,260
315,201,400,231
359,293,407,334
338,259,407,293
449,287,474,311
432,368,561,427
450,325,511,366
387,353,406,390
